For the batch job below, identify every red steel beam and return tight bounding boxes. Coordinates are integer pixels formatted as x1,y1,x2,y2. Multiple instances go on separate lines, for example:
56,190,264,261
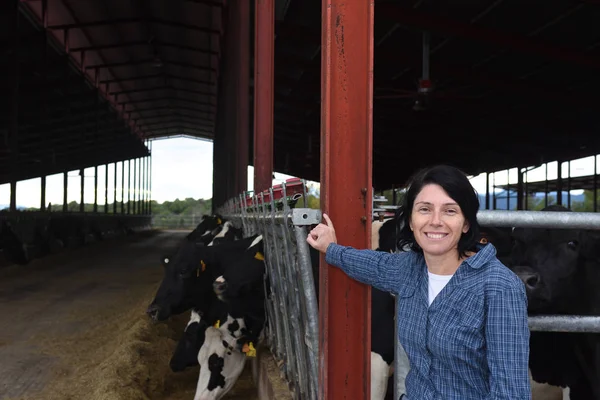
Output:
377,4,600,70
320,1,373,399
253,0,275,194
232,1,250,195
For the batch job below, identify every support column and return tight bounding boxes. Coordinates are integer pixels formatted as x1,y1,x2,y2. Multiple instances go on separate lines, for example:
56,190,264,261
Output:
138,157,142,215
127,159,131,214
517,168,523,210
234,0,250,194
148,153,151,215
93,165,98,213
320,1,373,398
485,172,490,210
557,161,563,205
253,0,275,194
41,175,47,211
121,161,125,214
80,168,85,212
595,155,598,213
63,171,68,212
7,0,19,213
104,163,109,213
113,162,117,213
133,158,137,214
567,161,571,209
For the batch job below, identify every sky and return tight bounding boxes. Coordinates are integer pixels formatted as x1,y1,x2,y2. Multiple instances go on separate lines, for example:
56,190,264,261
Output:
0,137,597,208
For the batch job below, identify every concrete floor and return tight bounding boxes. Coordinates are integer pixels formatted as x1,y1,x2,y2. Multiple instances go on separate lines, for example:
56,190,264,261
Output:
0,230,258,400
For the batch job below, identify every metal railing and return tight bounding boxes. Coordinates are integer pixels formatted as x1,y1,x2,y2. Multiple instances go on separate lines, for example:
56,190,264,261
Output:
218,181,320,400
219,190,600,399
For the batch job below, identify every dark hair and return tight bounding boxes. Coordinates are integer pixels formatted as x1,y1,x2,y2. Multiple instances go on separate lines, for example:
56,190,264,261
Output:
397,165,480,259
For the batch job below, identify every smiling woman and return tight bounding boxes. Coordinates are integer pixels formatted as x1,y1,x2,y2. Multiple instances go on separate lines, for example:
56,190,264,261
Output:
307,164,532,400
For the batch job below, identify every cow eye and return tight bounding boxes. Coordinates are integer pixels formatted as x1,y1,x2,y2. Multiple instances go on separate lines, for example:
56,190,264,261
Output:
567,240,579,250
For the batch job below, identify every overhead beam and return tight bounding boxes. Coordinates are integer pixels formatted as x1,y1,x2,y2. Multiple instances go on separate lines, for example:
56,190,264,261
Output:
124,105,214,116
117,96,216,108
85,58,217,73
184,0,224,6
70,40,219,56
47,17,220,35
100,73,215,86
377,4,600,70
109,85,216,97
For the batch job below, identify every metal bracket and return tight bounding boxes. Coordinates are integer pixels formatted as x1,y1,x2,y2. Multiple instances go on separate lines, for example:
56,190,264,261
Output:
291,208,321,226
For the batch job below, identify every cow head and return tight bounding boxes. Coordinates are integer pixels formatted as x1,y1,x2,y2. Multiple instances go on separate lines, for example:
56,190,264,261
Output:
212,236,265,307
187,215,225,242
147,240,217,321
509,205,593,313
194,325,247,400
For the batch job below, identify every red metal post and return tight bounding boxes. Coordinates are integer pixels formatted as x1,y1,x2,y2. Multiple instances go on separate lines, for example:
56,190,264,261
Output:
235,0,250,194
320,1,374,399
253,0,274,194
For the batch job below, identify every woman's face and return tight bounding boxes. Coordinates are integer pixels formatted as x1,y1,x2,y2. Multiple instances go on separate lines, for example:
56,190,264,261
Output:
410,184,469,258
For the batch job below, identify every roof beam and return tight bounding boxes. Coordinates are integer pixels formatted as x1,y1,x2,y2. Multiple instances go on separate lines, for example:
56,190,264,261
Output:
109,85,216,97
377,4,600,70
133,114,214,126
184,0,224,7
85,58,217,73
70,40,218,56
100,73,215,86
117,96,216,108
47,18,220,35
138,120,213,129
124,105,214,116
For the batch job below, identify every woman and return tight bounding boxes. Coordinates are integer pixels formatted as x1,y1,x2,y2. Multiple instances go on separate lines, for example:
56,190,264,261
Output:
307,165,531,399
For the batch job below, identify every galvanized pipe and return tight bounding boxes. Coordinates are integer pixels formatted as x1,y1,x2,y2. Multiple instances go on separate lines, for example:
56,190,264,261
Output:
477,210,600,230
529,315,600,333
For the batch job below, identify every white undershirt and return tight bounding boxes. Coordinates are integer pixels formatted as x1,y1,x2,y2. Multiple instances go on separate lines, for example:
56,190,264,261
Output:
428,271,453,306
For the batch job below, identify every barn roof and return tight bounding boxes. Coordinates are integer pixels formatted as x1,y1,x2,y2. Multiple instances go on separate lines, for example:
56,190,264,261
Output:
3,0,600,189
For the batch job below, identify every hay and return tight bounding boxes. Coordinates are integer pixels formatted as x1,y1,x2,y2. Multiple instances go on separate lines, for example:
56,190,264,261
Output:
11,285,257,400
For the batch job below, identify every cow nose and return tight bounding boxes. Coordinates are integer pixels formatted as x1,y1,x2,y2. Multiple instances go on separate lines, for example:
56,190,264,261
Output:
518,272,540,290
146,304,160,320
213,280,228,295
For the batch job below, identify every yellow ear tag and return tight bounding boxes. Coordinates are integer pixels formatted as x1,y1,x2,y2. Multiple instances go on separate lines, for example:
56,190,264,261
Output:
201,260,206,272
214,320,220,328
242,342,256,357
254,252,264,261
217,218,222,225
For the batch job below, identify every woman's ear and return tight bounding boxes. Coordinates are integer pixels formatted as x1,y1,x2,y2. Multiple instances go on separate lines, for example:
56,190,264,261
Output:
462,221,470,234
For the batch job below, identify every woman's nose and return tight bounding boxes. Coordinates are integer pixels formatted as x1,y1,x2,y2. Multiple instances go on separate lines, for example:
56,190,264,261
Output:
429,210,442,225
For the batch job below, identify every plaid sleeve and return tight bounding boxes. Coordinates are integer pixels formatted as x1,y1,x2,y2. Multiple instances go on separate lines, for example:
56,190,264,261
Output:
484,285,532,399
325,243,414,294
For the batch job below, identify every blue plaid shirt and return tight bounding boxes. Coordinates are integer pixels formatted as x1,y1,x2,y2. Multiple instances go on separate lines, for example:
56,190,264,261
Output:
326,242,531,400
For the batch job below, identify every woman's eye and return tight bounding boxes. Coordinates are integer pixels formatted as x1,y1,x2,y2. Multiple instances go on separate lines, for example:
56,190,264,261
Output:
446,209,457,215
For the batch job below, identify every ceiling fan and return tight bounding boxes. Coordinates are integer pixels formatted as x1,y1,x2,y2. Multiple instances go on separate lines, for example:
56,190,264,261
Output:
375,31,478,111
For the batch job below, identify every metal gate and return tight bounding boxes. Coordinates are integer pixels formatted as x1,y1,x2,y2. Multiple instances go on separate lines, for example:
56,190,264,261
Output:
218,179,320,400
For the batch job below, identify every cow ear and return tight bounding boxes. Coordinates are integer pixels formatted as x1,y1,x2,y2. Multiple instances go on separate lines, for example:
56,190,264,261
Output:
579,230,600,261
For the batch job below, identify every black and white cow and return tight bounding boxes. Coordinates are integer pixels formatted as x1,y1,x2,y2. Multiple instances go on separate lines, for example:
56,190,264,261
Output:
147,233,259,321
509,205,600,400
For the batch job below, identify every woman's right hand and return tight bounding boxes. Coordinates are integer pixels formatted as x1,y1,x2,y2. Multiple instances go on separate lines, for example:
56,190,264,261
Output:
307,213,337,253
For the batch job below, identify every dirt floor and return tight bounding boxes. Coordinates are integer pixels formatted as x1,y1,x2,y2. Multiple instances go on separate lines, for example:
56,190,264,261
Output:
0,230,258,400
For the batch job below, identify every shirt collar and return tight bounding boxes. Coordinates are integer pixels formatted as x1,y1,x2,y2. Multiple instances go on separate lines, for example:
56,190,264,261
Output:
463,242,497,269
